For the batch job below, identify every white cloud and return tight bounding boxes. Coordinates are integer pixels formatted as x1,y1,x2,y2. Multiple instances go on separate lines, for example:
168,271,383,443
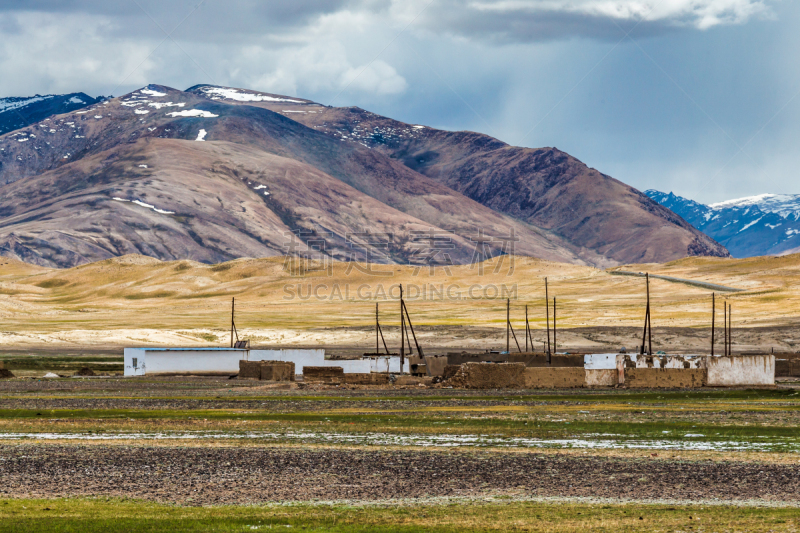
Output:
248,41,407,97
466,0,771,29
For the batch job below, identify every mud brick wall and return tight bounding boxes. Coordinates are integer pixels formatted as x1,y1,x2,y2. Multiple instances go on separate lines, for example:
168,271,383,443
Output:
260,361,295,382
343,373,391,385
239,360,262,380
304,366,344,383
447,362,526,389
775,358,800,377
584,369,618,387
442,365,461,380
626,368,707,388
509,354,585,367
524,367,585,388
424,356,449,377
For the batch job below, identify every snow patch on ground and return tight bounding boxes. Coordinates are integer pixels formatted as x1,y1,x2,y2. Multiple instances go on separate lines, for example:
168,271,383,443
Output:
113,197,175,215
67,96,85,104
166,109,218,118
138,165,148,168
140,89,167,97
0,430,793,453
134,109,149,115
199,86,304,103
739,217,762,232
195,129,207,141
148,102,185,110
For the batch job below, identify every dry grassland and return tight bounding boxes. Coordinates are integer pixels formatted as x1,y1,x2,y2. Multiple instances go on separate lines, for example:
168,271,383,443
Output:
2,253,800,351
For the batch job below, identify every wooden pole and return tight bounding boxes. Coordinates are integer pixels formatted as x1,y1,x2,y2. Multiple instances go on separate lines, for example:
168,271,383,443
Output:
506,298,510,353
640,274,649,355
647,275,652,356
376,302,379,355
400,284,405,374
723,301,727,356
711,293,715,357
545,278,551,361
230,297,235,348
553,297,557,354
403,301,424,357
525,305,529,352
728,303,732,356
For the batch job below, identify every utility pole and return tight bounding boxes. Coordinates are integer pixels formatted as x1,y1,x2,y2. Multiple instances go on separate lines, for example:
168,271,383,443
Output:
728,303,732,356
640,273,652,356
376,302,380,355
723,300,728,356
230,297,236,348
525,305,529,352
711,293,715,356
553,297,557,354
506,298,510,353
545,277,551,362
400,284,405,374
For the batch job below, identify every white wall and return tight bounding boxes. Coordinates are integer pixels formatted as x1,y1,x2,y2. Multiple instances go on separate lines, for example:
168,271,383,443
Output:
124,348,248,376
584,354,619,369
634,355,705,369
368,356,410,374
249,349,372,375
706,355,775,386
124,348,146,376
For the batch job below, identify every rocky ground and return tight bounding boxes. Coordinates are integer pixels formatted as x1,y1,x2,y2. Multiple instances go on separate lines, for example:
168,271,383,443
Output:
1,444,798,505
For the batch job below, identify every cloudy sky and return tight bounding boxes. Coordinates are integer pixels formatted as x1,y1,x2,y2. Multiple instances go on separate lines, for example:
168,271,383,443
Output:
0,0,795,203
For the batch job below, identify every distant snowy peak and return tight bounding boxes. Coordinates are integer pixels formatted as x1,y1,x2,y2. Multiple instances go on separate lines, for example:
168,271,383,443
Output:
0,92,103,136
646,189,800,258
709,193,800,220
0,95,55,114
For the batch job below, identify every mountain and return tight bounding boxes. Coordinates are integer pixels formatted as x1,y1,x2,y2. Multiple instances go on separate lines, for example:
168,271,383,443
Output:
646,190,800,258
0,84,728,268
0,93,104,138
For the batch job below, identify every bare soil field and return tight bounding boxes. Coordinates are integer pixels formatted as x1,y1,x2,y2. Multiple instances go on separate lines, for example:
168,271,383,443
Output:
2,444,799,505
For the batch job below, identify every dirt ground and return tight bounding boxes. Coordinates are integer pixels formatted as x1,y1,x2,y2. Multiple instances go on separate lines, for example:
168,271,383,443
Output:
1,444,798,505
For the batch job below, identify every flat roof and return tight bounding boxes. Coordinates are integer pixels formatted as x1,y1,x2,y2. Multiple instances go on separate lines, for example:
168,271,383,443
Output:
128,348,248,351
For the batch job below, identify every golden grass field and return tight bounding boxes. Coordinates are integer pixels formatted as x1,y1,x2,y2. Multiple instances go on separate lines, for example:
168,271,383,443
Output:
2,253,800,351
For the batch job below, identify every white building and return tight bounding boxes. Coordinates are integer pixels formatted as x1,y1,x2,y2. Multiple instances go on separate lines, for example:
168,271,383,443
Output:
124,347,410,376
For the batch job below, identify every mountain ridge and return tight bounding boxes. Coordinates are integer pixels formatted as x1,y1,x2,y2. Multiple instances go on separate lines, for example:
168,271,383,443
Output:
0,83,728,268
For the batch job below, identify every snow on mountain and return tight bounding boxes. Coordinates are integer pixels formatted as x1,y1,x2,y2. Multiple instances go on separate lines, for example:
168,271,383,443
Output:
709,193,800,221
647,190,800,258
0,92,103,136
